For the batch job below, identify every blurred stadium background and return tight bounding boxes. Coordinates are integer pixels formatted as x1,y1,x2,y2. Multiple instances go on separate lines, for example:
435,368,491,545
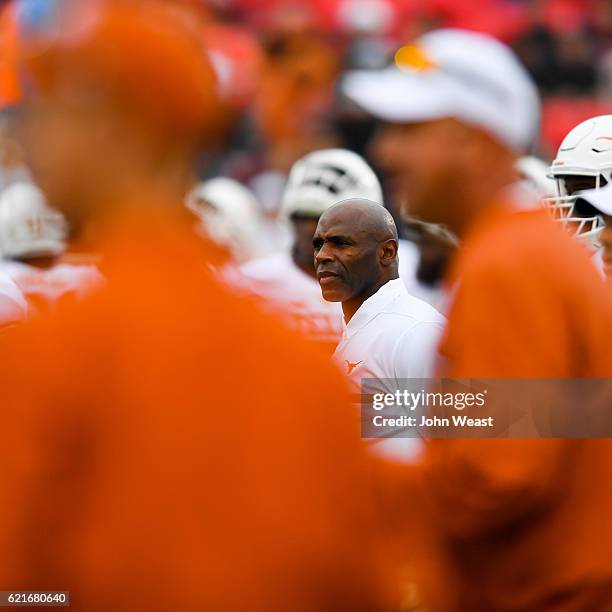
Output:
1,0,612,238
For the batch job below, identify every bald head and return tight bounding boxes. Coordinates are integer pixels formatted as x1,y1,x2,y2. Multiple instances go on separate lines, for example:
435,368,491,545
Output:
321,198,399,242
313,198,400,321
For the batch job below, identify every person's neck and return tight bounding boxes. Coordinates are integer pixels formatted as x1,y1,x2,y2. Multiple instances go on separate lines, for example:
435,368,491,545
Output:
342,273,398,324
73,182,192,253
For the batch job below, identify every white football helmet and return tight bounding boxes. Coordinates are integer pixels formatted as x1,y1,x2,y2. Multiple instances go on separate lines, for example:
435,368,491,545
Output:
186,177,263,262
281,148,383,219
546,115,612,248
0,182,67,260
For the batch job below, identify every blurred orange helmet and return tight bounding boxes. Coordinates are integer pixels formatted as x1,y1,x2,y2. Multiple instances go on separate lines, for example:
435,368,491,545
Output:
16,0,221,134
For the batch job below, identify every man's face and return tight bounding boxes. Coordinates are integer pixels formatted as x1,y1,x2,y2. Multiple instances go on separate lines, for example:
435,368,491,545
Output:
371,118,462,225
403,220,456,286
557,176,608,242
291,215,320,275
313,214,382,302
563,175,600,196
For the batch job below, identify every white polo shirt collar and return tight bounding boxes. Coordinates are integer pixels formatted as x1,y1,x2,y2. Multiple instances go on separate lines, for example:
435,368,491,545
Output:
342,278,405,340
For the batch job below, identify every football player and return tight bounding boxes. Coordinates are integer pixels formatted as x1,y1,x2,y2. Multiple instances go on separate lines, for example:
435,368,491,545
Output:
0,181,102,314
546,114,612,251
186,177,266,263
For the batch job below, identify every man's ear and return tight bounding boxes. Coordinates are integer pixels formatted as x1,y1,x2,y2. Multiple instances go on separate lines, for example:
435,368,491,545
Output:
379,239,398,267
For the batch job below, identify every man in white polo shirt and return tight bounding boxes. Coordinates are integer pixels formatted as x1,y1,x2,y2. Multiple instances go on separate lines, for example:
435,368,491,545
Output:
314,198,445,460
314,197,445,383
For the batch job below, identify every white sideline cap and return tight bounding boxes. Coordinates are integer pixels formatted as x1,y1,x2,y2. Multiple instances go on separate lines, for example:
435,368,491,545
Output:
342,28,540,153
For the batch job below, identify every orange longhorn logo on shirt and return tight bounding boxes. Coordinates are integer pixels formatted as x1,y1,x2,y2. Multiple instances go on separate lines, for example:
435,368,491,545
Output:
345,360,363,375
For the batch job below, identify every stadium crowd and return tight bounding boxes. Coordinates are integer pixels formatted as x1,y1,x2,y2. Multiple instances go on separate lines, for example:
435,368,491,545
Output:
0,0,611,611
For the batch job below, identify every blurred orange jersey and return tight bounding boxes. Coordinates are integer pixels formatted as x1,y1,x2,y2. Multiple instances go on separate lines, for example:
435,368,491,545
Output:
409,203,612,611
0,212,392,611
440,204,612,378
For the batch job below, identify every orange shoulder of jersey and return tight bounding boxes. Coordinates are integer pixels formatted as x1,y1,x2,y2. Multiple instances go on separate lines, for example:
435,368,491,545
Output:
440,206,612,378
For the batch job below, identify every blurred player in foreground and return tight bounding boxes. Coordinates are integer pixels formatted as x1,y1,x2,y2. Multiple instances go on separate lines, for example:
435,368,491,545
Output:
235,148,383,350
369,110,458,311
0,1,393,609
344,28,612,611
